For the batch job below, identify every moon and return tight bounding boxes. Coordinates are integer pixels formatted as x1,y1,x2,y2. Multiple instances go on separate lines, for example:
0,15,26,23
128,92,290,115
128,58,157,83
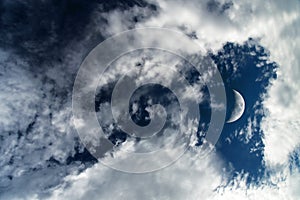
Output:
226,89,245,123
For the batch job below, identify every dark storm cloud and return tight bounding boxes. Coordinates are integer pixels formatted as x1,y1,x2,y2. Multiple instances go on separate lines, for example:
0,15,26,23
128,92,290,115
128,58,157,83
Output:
0,0,157,198
206,0,233,14
0,0,155,61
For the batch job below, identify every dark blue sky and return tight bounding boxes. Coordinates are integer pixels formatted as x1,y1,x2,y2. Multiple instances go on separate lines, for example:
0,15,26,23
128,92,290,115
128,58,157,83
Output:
212,40,277,183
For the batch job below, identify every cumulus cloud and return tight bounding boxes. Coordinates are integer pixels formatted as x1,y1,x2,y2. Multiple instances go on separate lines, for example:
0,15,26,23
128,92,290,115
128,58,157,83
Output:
99,0,300,164
48,146,225,200
0,49,80,198
1,0,300,199
70,0,300,198
144,0,300,187
0,1,157,198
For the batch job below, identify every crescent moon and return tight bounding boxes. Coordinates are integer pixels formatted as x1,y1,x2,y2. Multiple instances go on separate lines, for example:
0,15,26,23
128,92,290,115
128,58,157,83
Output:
226,89,245,123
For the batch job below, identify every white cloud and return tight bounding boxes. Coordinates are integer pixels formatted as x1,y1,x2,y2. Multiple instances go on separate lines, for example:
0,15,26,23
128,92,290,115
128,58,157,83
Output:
48,146,225,200
106,0,300,168
0,49,81,198
70,0,300,198
140,0,300,174
1,0,300,199
212,168,300,200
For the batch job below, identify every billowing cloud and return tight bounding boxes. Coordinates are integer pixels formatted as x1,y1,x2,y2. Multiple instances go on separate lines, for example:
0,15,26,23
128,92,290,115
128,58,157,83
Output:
48,146,225,200
0,0,299,199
